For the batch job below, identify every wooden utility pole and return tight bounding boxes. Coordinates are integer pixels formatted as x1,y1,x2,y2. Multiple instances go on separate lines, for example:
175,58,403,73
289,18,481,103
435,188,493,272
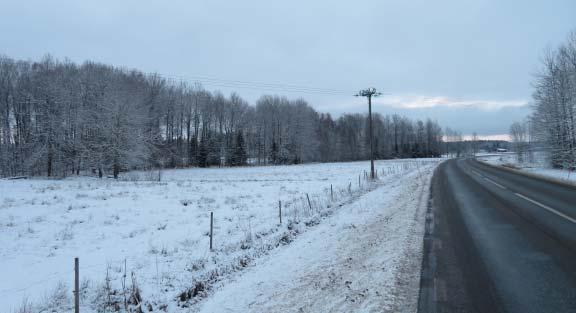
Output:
355,88,382,180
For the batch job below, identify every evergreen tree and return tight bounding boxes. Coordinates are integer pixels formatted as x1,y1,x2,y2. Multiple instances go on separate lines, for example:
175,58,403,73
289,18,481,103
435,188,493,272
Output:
231,131,247,166
269,141,278,165
198,136,208,168
207,135,221,166
189,135,198,166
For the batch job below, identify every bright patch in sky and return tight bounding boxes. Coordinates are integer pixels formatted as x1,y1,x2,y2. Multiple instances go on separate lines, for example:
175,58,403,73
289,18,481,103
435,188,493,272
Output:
377,95,528,111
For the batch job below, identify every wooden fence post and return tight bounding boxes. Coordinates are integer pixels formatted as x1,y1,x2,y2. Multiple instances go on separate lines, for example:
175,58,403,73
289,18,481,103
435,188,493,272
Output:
209,212,214,251
278,200,282,224
306,193,312,212
330,184,333,201
74,257,79,313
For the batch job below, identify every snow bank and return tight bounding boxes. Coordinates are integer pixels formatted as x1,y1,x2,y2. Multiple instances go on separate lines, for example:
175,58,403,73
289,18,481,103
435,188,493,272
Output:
477,153,576,184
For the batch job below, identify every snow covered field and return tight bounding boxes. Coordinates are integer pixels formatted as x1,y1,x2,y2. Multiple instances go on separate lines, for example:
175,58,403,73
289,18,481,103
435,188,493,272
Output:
0,159,440,312
477,153,576,184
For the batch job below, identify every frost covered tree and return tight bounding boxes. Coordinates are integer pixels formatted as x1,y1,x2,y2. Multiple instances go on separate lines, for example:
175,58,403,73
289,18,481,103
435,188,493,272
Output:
510,121,528,163
530,31,576,169
0,54,445,178
471,132,479,156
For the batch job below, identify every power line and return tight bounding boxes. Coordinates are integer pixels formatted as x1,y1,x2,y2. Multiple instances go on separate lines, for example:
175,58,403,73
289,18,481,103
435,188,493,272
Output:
154,73,356,96
170,74,352,93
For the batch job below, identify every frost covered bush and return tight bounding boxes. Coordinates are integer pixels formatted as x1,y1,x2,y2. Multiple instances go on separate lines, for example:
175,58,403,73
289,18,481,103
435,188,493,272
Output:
43,282,70,311
56,225,74,241
15,298,33,313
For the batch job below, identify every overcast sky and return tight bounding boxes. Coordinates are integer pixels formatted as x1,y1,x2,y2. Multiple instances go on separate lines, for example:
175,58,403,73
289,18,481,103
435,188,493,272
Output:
1,0,575,137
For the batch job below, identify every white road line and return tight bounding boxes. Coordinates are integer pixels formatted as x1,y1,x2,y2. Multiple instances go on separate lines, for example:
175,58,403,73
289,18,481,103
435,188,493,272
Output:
514,193,576,224
472,170,483,177
484,177,506,189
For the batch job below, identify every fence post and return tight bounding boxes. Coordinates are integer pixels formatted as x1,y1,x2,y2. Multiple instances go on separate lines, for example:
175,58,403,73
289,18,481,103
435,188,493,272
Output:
358,174,361,188
209,212,214,251
330,184,333,201
74,257,79,313
278,200,282,224
123,259,127,310
306,193,312,212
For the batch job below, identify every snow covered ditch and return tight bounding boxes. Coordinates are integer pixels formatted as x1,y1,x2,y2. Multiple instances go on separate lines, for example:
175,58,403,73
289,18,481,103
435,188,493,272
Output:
0,159,440,312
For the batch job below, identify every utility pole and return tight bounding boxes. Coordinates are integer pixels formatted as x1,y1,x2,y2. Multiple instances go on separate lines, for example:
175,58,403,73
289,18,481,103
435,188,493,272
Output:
355,88,381,180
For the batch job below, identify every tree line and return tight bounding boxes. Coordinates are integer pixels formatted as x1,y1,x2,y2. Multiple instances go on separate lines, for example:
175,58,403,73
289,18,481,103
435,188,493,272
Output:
512,31,575,168
0,55,443,178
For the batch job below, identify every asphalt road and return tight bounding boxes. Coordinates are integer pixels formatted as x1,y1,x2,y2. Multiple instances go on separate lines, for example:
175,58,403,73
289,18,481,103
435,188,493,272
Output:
418,158,576,313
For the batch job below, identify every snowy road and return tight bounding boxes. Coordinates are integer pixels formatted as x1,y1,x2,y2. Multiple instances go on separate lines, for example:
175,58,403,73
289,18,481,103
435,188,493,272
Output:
199,165,434,313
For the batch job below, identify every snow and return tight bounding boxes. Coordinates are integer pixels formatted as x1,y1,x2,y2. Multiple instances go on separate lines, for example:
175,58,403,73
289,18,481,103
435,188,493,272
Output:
199,164,433,313
0,158,440,312
477,153,576,184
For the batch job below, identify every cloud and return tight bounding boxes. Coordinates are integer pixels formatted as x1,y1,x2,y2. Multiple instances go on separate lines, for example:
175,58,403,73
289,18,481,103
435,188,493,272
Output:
313,93,531,137
375,95,528,111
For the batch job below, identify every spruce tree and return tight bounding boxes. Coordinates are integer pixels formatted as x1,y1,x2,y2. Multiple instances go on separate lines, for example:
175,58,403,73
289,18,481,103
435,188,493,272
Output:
198,136,208,168
269,141,278,165
232,131,247,166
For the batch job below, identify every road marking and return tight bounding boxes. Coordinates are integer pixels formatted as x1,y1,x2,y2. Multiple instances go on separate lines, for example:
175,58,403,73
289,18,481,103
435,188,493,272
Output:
484,177,506,189
472,170,483,177
514,193,576,224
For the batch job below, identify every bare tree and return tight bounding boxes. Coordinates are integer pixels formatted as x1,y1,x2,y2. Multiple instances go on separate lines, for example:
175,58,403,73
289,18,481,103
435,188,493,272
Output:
0,54,446,178
531,30,576,169
510,121,528,163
